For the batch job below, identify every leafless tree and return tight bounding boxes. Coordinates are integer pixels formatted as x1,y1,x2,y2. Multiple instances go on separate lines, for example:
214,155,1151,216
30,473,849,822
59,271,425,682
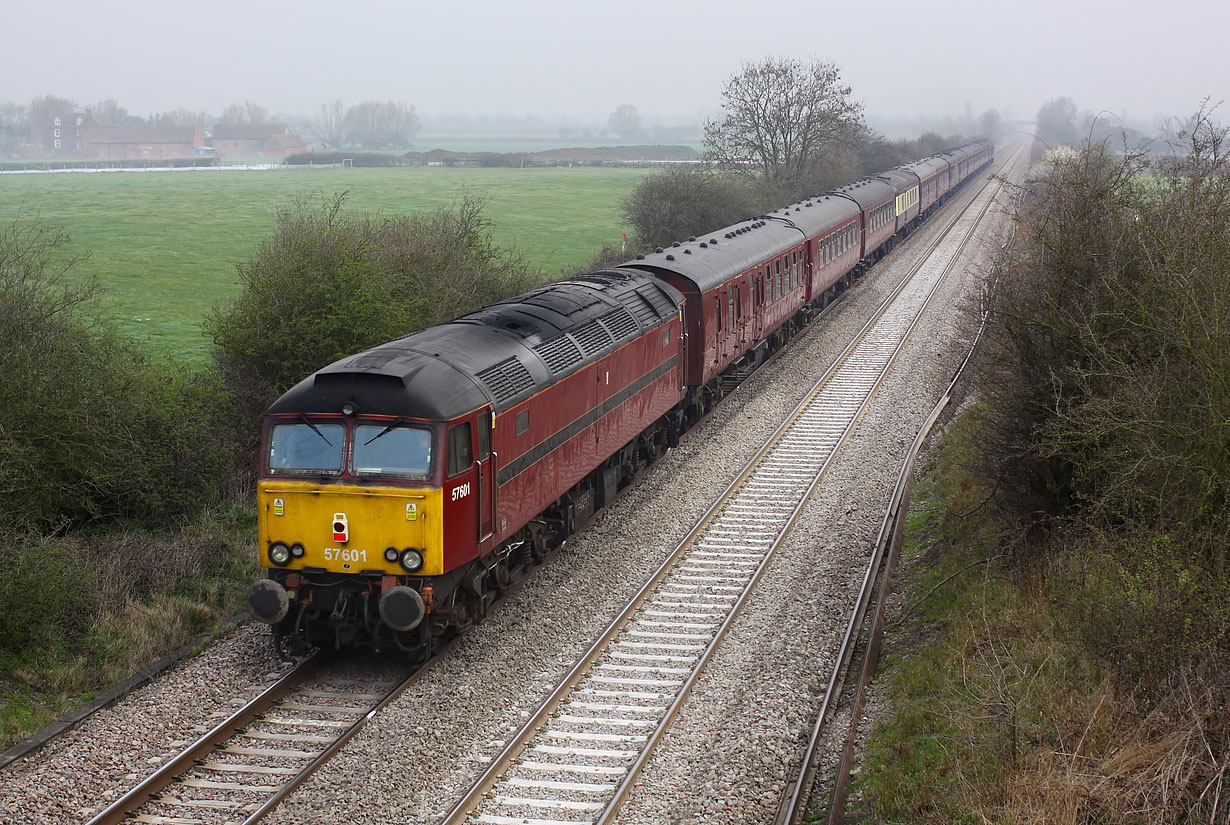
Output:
978,108,1002,141
219,100,269,126
704,57,863,195
89,98,132,126
344,100,419,148
1035,97,1078,146
157,108,213,127
316,100,347,148
0,102,29,153
28,94,75,147
607,104,643,141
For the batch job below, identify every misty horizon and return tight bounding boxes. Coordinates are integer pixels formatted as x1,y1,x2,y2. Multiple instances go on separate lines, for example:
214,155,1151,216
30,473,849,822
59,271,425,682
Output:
5,0,1223,142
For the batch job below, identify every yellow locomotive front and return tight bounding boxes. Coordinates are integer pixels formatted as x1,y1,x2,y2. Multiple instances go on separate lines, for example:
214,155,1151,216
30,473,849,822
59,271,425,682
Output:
248,414,445,653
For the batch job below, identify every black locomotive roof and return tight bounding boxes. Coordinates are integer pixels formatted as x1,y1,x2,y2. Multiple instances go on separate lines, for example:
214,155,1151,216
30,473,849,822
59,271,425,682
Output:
267,269,684,421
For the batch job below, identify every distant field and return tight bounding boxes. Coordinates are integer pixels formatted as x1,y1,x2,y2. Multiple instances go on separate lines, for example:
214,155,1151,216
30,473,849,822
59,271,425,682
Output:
416,134,705,154
0,166,653,365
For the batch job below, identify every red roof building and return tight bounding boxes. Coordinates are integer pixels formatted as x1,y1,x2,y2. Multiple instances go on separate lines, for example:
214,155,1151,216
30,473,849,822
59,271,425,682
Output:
209,123,311,157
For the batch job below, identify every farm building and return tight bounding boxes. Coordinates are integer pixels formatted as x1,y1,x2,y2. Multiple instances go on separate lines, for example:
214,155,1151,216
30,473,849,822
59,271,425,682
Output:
209,124,311,157
86,125,204,161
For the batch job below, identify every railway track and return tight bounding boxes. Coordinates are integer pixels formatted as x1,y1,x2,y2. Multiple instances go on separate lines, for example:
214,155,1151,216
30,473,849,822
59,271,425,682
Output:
439,149,1020,825
83,650,442,825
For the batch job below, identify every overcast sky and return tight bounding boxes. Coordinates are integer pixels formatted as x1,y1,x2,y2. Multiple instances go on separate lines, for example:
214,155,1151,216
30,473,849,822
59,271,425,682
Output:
6,0,1225,129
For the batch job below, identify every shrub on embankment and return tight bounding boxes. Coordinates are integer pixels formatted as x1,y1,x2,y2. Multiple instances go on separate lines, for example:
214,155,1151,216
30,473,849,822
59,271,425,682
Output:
204,191,541,439
0,220,236,532
854,109,1229,823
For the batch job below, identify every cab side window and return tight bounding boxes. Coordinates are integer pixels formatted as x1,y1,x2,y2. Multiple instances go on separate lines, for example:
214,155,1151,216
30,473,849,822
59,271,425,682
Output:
477,412,490,460
447,423,473,476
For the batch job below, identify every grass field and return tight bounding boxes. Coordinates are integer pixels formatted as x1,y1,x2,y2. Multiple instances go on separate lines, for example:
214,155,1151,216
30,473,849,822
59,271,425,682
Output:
0,166,653,365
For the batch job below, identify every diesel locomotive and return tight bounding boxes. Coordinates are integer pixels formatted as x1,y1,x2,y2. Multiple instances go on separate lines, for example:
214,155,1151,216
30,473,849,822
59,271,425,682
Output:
246,139,994,657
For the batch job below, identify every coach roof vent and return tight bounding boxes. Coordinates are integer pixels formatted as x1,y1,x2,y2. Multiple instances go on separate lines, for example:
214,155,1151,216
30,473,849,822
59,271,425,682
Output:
672,242,680,247
688,236,696,241
655,247,664,253
666,254,675,260
636,253,645,259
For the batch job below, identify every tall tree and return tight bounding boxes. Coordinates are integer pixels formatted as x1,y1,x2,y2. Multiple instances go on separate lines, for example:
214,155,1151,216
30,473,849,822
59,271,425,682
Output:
608,104,643,141
28,95,75,148
90,98,132,126
1035,97,1078,147
0,102,29,153
344,100,419,148
704,57,863,195
316,100,347,148
978,108,1003,141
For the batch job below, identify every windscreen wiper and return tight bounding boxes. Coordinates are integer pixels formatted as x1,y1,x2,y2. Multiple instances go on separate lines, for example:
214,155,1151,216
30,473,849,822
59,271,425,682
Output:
299,413,333,446
364,418,405,446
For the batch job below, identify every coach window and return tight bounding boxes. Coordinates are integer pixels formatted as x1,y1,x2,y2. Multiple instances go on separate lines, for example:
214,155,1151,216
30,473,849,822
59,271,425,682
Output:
736,285,742,321
447,423,473,477
515,409,529,436
728,292,735,330
716,295,723,333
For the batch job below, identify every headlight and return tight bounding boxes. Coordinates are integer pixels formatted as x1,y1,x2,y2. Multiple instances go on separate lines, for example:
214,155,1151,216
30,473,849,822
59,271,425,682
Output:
384,547,399,563
269,542,292,566
399,548,424,573
290,543,305,558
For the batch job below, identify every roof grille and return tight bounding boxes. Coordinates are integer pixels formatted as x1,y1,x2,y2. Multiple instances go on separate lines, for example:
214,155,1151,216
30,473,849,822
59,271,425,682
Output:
532,336,585,376
599,307,639,341
571,320,614,356
628,292,661,326
476,357,535,404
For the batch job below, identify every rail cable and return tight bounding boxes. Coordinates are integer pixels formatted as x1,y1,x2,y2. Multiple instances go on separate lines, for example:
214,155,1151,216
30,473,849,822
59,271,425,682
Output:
84,641,459,825
774,140,1030,825
440,150,1016,825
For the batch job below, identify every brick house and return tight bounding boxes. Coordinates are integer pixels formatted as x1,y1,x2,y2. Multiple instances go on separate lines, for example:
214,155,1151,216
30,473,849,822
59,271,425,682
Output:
48,111,108,153
209,123,311,157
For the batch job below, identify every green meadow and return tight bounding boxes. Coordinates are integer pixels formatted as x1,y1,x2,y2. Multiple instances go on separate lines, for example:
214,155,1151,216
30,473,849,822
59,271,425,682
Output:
0,166,653,365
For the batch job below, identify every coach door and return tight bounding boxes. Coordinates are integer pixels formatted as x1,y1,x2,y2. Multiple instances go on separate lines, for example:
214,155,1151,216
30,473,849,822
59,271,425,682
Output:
475,409,494,543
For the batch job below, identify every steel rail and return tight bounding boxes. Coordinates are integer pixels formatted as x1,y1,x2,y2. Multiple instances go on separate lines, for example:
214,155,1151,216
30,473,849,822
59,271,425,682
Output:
440,147,1010,825
84,653,325,825
774,140,1029,825
85,635,460,825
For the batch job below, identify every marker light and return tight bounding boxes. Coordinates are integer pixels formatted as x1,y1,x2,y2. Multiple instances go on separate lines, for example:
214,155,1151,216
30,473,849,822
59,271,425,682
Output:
332,513,348,542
